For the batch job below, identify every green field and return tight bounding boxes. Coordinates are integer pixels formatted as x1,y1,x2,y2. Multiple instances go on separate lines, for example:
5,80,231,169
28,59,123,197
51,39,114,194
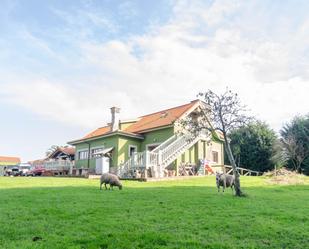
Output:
0,176,308,249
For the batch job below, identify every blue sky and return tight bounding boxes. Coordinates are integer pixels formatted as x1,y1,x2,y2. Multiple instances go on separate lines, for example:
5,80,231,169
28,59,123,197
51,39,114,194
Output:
1,0,309,161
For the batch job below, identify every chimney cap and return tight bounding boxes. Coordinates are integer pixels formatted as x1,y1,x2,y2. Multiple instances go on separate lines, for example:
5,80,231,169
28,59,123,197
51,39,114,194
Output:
110,106,120,113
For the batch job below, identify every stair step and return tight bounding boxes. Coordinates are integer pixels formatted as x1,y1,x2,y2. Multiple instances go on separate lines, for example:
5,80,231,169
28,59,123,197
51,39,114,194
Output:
121,135,202,176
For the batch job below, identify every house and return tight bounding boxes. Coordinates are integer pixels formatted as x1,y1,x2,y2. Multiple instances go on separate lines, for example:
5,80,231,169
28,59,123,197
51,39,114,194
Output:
45,147,75,161
28,159,45,168
68,100,224,178
43,147,75,175
0,156,21,176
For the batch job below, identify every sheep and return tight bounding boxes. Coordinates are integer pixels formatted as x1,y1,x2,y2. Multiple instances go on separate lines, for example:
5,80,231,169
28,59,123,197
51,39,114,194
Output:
100,173,123,190
216,172,235,193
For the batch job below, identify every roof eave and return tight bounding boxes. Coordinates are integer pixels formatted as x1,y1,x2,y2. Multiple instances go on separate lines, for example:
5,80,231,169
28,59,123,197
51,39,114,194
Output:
133,124,174,134
68,131,144,145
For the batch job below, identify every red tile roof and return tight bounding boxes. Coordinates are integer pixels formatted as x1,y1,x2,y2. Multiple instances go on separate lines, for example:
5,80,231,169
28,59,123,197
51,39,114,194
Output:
125,100,199,133
0,156,21,163
60,147,75,155
77,100,199,141
47,147,75,159
83,126,111,139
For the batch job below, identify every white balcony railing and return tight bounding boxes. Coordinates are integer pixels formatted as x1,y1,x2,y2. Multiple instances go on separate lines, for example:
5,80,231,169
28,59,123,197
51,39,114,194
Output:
119,130,211,178
43,160,74,170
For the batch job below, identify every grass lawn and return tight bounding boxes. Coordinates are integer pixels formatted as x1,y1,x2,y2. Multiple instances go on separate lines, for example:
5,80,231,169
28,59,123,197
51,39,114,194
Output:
0,176,308,249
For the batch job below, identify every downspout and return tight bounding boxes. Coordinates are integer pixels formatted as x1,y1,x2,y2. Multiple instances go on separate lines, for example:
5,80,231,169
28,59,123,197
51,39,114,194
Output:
85,142,91,169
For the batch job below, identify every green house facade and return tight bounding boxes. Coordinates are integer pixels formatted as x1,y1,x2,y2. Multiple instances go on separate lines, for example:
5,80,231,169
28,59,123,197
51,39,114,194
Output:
68,100,224,177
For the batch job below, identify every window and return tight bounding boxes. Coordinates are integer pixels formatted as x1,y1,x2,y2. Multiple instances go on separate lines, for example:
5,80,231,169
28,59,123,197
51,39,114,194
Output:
91,148,104,158
212,151,219,163
78,150,89,160
129,145,137,157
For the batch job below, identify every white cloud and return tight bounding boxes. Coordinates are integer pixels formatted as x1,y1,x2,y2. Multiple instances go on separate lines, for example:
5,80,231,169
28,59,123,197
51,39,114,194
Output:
1,79,137,129
1,0,309,133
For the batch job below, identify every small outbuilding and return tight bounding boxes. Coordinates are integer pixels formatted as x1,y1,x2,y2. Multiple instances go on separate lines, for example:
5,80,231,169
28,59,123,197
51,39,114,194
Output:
43,147,75,175
0,156,21,176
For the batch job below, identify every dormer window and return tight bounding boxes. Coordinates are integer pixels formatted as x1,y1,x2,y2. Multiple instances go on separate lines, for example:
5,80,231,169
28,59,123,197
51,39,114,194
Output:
191,111,199,122
160,112,168,118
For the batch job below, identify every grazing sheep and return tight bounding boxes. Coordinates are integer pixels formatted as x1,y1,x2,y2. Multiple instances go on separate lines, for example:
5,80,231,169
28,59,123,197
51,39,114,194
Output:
100,173,123,190
216,172,235,193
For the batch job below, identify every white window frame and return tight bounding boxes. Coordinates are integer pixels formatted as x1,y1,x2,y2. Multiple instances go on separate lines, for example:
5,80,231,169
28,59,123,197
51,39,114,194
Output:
91,147,104,158
77,150,89,160
212,150,219,163
128,145,138,157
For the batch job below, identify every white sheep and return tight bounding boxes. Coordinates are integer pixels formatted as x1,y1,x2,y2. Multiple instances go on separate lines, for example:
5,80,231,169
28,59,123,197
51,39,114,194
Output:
216,172,235,193
100,173,123,190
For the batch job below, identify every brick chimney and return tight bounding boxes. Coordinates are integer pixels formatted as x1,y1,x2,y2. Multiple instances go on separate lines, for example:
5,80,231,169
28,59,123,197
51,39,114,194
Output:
110,107,120,132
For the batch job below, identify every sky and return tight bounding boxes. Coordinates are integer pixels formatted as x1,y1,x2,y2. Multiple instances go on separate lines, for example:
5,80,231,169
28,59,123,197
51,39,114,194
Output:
1,0,309,162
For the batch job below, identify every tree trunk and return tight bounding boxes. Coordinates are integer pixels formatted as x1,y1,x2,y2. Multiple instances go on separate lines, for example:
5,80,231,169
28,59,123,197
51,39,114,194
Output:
291,158,298,172
224,136,243,196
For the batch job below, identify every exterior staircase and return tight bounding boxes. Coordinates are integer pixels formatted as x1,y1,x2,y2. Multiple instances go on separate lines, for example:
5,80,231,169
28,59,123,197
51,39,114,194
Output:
118,132,210,178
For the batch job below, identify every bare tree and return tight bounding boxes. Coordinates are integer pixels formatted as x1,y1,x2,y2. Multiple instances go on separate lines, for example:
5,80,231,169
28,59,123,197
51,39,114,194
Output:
45,145,60,157
271,139,288,176
182,89,251,196
281,135,307,173
280,115,309,174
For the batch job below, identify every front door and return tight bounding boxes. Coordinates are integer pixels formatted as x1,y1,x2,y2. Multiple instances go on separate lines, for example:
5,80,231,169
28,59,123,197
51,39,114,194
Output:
96,157,110,174
95,157,103,174
102,157,110,173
